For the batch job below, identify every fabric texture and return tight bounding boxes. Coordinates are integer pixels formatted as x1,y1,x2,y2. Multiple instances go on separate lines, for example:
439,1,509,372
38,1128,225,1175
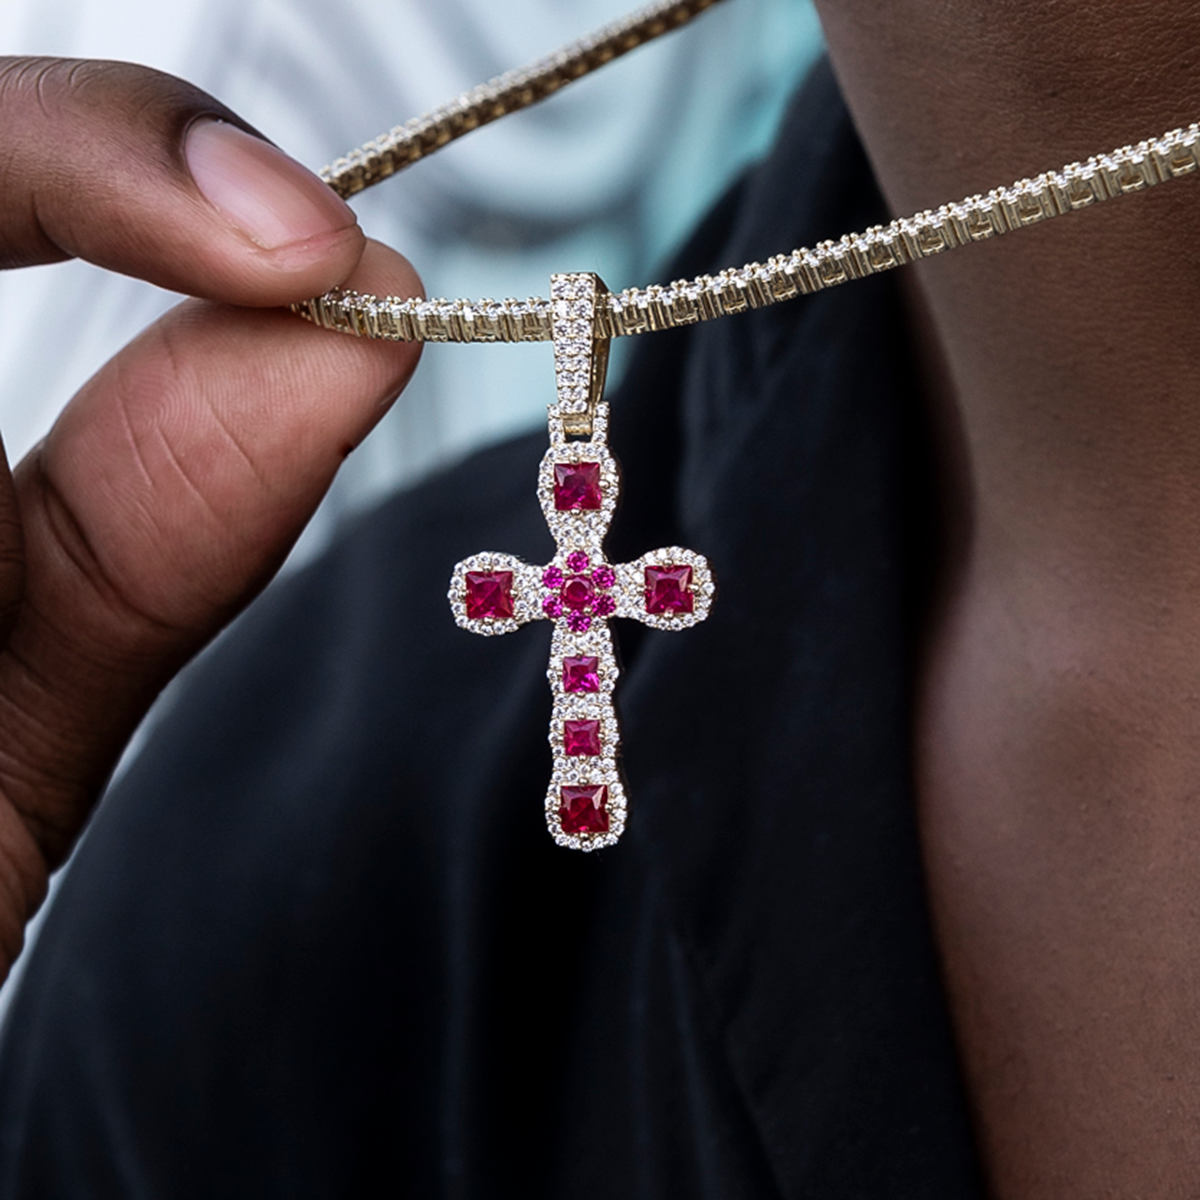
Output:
0,60,986,1198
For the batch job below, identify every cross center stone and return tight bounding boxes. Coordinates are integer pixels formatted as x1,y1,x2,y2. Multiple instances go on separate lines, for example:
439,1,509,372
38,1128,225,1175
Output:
561,575,595,610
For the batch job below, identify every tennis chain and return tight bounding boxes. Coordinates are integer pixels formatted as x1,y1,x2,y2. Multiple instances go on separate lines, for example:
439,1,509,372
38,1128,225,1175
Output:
293,0,1200,346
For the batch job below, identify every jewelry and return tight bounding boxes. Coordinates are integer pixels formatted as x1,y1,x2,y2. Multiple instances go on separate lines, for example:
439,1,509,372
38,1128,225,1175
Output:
448,274,714,849
294,0,1200,847
295,0,1200,347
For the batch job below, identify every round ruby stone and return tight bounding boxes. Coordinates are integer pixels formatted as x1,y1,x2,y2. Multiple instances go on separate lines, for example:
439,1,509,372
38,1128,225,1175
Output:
542,595,563,618
593,594,615,617
644,564,694,614
566,550,590,572
592,564,615,589
561,575,595,610
566,612,591,633
465,570,514,620
542,565,564,588
559,785,609,833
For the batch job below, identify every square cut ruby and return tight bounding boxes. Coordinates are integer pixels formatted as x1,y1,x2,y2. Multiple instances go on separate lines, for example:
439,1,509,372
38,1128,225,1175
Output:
559,785,609,833
553,462,602,510
562,656,599,693
465,570,514,619
563,719,601,756
644,564,694,614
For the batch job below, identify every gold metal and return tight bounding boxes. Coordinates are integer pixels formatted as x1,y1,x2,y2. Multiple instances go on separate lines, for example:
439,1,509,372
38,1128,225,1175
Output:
291,1,1200,346
319,0,727,200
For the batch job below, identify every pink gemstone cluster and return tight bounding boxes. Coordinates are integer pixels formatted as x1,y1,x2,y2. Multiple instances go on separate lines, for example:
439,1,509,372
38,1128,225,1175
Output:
541,551,617,632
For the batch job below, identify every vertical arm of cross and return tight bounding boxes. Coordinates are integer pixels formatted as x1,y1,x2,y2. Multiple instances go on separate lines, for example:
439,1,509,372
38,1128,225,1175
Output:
537,274,627,847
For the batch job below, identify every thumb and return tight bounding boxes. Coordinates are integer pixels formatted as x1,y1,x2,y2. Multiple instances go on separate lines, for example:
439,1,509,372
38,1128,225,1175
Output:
0,56,364,305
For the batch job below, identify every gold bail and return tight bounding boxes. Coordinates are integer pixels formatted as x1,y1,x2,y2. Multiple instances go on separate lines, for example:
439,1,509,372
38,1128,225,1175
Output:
551,273,610,439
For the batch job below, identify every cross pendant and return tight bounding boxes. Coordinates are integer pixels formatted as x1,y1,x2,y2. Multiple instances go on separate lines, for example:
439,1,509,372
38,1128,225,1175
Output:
448,273,715,850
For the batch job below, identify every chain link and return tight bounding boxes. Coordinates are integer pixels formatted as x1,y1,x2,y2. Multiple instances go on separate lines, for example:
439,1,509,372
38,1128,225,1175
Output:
292,0,1200,345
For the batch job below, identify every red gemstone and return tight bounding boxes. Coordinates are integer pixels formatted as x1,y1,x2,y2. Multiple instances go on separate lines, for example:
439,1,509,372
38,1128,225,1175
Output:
566,612,591,633
644,564,694,614
563,719,601,756
554,462,602,510
559,785,609,833
566,551,590,572
592,564,615,589
561,575,595,610
562,656,599,693
465,570,514,619
593,594,615,617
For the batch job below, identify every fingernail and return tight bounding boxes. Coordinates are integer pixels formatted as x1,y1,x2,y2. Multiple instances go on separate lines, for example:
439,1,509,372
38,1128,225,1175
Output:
185,119,356,250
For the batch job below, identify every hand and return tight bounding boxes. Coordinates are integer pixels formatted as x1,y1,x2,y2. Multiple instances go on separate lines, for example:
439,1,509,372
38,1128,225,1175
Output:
0,57,423,981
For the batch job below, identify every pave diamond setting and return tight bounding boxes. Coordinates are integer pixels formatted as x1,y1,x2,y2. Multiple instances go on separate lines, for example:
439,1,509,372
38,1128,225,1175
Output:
449,273,715,850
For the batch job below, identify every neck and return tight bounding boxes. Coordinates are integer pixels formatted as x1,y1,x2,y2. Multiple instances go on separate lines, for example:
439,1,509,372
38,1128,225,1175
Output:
814,3,1200,1196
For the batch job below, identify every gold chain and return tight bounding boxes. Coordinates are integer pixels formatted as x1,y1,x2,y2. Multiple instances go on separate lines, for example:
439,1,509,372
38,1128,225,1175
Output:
318,0,727,201
293,0,1200,345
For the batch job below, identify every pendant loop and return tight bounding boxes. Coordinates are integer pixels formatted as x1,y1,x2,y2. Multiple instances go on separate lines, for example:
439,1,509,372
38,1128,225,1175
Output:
551,273,610,439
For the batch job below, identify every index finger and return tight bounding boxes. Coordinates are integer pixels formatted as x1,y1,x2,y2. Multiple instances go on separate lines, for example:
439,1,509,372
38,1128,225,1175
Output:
0,57,365,306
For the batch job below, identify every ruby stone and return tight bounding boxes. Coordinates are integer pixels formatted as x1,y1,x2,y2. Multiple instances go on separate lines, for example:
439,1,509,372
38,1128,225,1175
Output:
561,575,595,610
562,656,600,693
563,719,601,756
644,564,694,614
593,594,615,617
559,785,609,833
553,462,602,510
465,570,514,619
566,612,591,633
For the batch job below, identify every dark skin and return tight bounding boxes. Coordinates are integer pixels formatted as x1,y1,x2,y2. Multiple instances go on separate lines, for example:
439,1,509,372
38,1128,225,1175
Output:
813,0,1200,1194
0,9,1198,1193
0,58,422,970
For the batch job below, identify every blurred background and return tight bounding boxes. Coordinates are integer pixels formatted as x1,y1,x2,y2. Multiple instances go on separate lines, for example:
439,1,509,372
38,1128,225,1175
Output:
0,0,824,1016
0,0,824,564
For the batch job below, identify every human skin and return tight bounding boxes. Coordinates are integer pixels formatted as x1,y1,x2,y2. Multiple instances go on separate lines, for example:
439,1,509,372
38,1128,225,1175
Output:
812,0,1200,1194
0,58,422,978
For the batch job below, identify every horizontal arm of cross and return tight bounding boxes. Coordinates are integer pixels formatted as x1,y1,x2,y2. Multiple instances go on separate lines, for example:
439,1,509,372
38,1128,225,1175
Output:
450,545,714,638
